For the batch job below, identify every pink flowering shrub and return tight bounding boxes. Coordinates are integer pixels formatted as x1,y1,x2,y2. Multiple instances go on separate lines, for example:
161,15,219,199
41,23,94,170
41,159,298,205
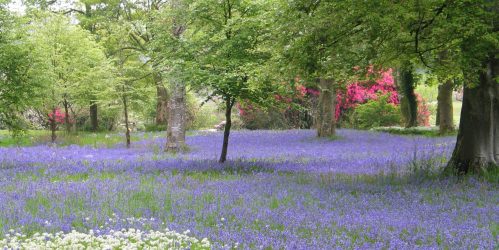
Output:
238,68,431,129
336,68,399,125
47,108,66,124
416,93,431,126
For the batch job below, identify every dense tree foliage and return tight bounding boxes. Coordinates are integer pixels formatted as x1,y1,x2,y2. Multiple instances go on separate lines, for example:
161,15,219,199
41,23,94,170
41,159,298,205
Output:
27,12,111,141
0,1,34,132
0,0,496,173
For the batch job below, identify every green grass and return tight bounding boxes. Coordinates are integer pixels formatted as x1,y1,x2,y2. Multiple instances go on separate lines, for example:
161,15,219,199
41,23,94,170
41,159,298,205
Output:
0,130,153,147
25,193,51,216
0,130,46,147
373,127,457,137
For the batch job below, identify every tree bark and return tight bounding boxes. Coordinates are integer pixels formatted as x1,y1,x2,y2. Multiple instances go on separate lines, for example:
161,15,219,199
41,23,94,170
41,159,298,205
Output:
316,78,336,137
154,72,168,126
219,98,234,163
165,80,186,152
89,101,98,131
399,66,418,128
435,104,440,126
50,108,57,143
446,55,498,174
437,79,454,134
122,93,131,149
165,0,187,152
63,99,71,133
84,3,98,132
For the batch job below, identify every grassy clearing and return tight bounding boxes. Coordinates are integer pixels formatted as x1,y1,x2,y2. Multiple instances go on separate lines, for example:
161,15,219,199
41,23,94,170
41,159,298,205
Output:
0,130,159,147
372,126,457,137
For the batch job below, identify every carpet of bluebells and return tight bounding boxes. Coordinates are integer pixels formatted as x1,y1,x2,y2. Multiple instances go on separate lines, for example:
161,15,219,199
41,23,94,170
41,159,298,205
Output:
0,129,497,249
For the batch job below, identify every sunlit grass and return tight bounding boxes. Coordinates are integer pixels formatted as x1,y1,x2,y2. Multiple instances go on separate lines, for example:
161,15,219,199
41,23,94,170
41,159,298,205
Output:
0,130,162,147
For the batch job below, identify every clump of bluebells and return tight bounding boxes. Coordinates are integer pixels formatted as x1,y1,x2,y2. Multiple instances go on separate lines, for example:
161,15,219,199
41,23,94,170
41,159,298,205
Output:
0,130,496,249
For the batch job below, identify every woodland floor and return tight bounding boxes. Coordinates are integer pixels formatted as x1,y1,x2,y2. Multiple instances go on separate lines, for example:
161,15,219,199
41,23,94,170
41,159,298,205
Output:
0,130,497,249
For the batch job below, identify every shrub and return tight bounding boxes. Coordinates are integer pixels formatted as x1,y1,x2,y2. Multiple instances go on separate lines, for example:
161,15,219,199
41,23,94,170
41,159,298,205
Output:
144,124,167,132
238,106,290,130
187,100,224,130
416,94,431,126
352,94,401,129
336,67,399,122
238,82,317,130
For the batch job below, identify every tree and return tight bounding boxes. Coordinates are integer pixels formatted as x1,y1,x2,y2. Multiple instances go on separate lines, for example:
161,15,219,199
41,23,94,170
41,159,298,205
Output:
192,0,274,162
378,0,498,173
437,78,454,134
316,79,336,137
87,0,170,127
0,2,32,132
273,0,377,137
151,0,274,160
149,0,189,152
27,12,110,142
398,65,418,128
93,11,155,148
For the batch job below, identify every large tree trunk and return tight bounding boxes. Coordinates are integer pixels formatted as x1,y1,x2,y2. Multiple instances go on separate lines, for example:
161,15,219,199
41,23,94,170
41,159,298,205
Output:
219,98,234,163
437,79,454,134
154,73,168,126
435,104,440,126
165,80,186,152
89,101,98,131
165,0,187,152
316,78,336,137
399,67,418,128
446,55,498,174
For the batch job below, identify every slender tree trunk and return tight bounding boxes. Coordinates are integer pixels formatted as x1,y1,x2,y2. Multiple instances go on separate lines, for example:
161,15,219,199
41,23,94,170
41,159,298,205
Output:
399,66,418,128
63,99,71,133
83,4,98,132
316,78,336,137
70,106,77,132
437,79,454,134
154,73,169,126
219,98,234,163
50,108,57,143
90,101,98,131
446,55,498,174
166,80,186,152
122,89,131,148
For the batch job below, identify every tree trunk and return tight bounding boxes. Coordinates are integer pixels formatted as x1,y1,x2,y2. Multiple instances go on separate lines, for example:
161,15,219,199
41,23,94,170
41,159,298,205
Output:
50,108,57,143
435,104,440,126
165,80,186,152
63,99,71,133
122,90,131,149
437,79,454,134
399,66,418,128
90,101,98,131
165,0,187,152
154,73,168,126
316,78,336,137
446,55,498,174
219,98,234,163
